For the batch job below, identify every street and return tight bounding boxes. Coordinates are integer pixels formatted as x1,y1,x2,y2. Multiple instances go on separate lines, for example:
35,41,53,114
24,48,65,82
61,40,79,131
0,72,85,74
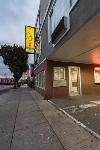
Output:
50,95,100,135
0,87,100,150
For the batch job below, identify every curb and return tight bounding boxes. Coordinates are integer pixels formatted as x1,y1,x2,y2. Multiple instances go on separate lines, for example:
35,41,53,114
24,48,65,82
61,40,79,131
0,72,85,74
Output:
48,100,100,141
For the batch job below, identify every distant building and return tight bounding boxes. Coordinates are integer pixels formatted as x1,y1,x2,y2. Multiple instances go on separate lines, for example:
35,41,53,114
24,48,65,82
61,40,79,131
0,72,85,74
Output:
20,72,27,80
0,56,13,79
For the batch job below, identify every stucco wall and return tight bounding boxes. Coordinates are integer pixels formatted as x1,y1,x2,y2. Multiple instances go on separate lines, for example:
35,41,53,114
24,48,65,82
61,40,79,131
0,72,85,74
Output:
39,0,100,62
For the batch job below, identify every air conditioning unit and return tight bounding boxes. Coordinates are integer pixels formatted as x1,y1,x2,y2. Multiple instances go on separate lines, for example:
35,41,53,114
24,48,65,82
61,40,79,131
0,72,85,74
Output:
51,16,69,44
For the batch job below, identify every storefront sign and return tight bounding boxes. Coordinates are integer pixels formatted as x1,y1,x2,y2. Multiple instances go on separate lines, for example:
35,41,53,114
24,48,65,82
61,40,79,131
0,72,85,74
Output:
25,26,41,54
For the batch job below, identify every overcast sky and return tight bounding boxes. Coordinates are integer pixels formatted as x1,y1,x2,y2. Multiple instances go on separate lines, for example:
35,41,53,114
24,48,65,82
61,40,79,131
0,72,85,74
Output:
0,0,40,46
0,0,40,64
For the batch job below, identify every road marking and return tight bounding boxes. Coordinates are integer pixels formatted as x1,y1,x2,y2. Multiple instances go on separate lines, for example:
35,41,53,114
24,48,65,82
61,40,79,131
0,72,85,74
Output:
79,103,97,109
91,101,100,105
48,100,100,141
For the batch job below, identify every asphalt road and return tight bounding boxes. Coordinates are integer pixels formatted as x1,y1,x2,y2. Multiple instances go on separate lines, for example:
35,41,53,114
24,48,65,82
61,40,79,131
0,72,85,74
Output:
51,95,100,135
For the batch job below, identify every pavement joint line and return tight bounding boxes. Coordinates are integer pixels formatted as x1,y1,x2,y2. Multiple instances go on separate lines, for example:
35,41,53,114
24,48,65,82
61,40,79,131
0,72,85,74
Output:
37,107,66,150
30,95,66,150
9,97,21,150
48,100,100,141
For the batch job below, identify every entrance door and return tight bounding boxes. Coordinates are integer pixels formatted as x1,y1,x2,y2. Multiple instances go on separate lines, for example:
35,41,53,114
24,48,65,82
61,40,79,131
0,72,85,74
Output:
69,66,81,96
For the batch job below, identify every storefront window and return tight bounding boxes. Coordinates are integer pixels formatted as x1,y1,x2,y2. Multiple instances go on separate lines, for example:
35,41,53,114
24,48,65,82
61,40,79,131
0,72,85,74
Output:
54,67,65,80
39,73,41,87
48,0,70,42
35,75,37,86
60,68,65,79
94,67,100,83
54,68,59,80
35,71,45,89
42,71,45,89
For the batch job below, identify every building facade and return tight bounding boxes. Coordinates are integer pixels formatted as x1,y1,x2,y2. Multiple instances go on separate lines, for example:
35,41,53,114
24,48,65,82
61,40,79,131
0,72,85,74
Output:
34,0,100,99
0,56,13,79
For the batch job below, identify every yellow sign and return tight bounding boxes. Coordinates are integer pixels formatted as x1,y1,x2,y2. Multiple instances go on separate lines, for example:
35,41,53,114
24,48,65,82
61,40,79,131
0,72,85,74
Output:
25,26,41,54
25,26,35,53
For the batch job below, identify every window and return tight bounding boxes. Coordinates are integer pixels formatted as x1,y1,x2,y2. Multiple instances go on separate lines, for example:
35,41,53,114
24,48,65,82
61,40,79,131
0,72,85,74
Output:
94,67,100,83
48,0,70,43
35,71,45,89
50,0,69,34
35,75,38,86
42,71,45,88
70,0,78,9
38,73,39,87
39,72,42,87
54,67,65,80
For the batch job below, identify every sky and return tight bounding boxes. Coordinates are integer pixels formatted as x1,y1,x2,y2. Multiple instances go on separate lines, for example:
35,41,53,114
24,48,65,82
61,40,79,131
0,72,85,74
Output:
0,0,40,64
0,0,40,46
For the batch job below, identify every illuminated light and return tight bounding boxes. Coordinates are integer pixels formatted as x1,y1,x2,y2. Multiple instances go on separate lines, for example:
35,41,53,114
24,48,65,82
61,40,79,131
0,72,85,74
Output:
92,55,100,64
25,26,39,54
25,26,35,53
91,47,100,65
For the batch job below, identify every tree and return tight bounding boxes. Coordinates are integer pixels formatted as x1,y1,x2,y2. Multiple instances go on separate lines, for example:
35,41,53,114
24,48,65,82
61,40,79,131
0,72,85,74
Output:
1,44,28,88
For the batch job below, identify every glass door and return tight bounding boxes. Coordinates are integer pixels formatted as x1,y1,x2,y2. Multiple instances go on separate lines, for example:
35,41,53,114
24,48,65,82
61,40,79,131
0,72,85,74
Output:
69,66,81,96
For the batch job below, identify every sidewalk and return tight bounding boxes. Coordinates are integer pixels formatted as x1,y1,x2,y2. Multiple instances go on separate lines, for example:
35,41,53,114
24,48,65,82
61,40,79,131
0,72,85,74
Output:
0,88,64,150
0,85,11,95
30,90,100,150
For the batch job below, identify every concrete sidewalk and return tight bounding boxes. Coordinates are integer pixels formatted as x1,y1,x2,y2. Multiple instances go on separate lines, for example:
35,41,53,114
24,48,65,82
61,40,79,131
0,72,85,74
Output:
0,88,64,150
30,90,100,150
0,85,11,95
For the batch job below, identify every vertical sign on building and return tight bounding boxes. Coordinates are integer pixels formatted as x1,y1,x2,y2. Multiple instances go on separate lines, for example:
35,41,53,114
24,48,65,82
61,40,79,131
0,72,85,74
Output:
25,26,35,54
25,26,41,57
34,28,41,54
